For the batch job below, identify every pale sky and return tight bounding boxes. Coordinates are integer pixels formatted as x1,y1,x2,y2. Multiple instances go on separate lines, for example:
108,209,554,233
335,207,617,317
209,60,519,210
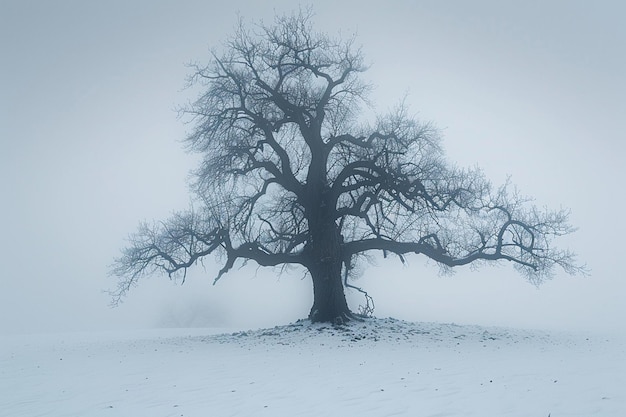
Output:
1,0,625,334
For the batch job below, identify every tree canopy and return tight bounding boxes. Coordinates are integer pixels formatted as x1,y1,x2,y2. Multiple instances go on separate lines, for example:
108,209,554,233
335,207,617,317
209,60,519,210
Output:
111,10,584,323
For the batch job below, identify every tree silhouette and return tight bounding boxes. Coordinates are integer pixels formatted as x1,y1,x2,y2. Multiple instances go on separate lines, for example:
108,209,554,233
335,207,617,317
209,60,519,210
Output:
111,11,584,323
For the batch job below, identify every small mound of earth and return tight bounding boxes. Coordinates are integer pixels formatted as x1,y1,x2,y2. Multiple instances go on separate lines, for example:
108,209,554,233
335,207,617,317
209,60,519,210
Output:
207,317,550,348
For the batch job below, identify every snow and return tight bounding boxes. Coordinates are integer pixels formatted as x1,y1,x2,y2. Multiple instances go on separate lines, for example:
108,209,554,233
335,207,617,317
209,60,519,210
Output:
2,318,624,417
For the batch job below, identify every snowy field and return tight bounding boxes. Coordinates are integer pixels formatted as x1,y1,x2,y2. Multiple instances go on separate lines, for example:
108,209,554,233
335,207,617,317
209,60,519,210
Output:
2,318,624,417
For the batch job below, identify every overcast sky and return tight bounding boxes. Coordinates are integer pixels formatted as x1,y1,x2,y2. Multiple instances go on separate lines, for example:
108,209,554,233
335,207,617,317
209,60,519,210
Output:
1,0,625,335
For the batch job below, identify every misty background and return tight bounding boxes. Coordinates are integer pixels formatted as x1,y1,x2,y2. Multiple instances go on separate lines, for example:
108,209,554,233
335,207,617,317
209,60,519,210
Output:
1,0,624,335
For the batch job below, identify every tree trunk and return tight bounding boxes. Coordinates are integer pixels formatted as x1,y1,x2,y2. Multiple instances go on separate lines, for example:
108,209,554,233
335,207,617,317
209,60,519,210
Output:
305,215,352,323
308,255,351,323
303,144,352,323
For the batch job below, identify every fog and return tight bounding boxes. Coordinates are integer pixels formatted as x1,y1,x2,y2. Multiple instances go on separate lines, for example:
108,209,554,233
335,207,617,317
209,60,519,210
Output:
2,0,624,335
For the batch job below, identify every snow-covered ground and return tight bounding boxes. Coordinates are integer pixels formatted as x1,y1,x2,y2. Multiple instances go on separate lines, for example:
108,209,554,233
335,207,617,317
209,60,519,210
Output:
2,318,624,417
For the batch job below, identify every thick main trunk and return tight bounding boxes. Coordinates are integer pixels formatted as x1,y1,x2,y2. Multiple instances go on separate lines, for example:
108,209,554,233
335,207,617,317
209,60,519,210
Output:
308,256,351,323
305,217,352,323
303,142,352,323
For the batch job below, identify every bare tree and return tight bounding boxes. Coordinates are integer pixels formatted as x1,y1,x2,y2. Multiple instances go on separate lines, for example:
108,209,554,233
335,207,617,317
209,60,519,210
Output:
111,11,585,323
